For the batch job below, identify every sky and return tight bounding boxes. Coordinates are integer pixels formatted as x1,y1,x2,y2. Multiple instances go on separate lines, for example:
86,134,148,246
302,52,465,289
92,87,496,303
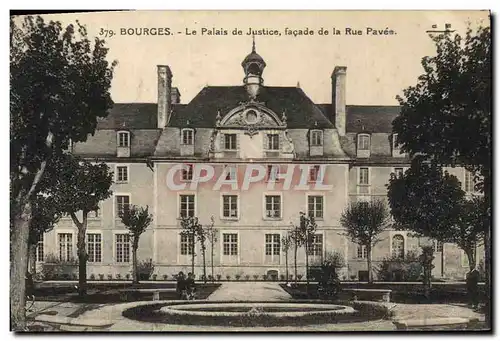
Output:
20,10,489,106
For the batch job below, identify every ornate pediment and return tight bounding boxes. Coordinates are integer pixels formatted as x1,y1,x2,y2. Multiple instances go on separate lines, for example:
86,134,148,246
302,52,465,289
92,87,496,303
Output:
217,102,286,129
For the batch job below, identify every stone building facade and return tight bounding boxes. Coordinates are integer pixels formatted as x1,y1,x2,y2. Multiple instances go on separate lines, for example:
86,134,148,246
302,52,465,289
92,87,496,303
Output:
35,43,482,281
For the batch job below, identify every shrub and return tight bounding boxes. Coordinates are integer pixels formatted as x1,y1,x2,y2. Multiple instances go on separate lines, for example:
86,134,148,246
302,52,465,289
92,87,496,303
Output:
226,275,231,281
377,250,422,282
262,274,267,281
245,274,250,281
201,275,206,282
125,273,130,280
252,274,258,281
350,275,357,281
99,274,104,281
280,274,285,281
116,274,122,280
90,274,96,280
41,254,78,280
163,274,169,281
208,275,213,282
297,274,303,281
152,274,158,281
172,273,178,280
137,259,155,281
235,274,241,281
107,274,113,280
216,274,222,281
289,275,293,281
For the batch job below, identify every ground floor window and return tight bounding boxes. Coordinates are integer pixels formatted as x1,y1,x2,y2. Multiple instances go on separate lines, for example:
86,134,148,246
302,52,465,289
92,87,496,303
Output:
265,234,281,256
357,244,367,259
223,233,238,256
36,234,44,262
58,233,73,261
87,233,102,263
308,234,323,256
116,233,130,263
391,234,405,258
180,233,194,255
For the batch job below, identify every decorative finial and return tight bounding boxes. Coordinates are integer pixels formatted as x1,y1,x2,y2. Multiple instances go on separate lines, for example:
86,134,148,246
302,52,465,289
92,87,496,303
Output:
281,110,287,124
216,110,222,126
297,81,300,88
252,34,256,53
186,119,190,125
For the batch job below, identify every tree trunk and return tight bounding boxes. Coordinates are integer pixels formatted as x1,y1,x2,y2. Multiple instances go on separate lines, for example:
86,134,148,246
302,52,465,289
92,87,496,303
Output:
73,212,88,297
10,202,31,331
210,240,214,282
202,245,206,283
466,248,476,271
483,172,491,327
191,231,195,275
294,243,298,285
285,250,289,283
29,244,36,275
367,244,373,283
305,242,309,294
132,239,139,284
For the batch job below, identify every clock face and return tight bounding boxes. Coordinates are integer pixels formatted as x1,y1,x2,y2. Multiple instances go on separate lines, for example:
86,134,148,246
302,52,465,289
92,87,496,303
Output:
245,109,258,124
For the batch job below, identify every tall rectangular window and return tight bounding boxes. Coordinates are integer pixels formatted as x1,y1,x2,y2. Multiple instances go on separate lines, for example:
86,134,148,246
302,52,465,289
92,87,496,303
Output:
309,234,323,256
224,134,237,150
116,166,128,183
180,233,194,255
267,134,279,150
115,234,130,263
307,196,324,219
357,244,367,259
223,233,238,256
224,165,237,181
311,130,323,146
182,129,194,145
265,195,281,218
358,134,370,150
180,195,195,217
36,234,44,262
465,170,474,192
222,195,238,218
118,132,129,147
181,164,194,181
359,168,369,185
265,234,281,256
87,233,102,263
116,195,130,218
58,233,73,261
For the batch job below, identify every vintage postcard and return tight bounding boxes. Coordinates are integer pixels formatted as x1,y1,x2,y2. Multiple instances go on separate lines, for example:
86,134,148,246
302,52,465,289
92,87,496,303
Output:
10,10,491,332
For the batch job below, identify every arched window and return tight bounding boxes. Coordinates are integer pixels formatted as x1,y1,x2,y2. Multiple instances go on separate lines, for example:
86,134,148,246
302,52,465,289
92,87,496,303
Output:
392,234,405,259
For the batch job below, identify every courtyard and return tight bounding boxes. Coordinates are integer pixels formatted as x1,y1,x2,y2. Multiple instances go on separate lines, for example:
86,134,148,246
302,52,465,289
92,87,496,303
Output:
26,281,486,331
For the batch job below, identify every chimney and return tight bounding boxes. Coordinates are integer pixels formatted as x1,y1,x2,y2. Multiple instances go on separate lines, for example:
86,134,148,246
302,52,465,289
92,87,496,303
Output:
157,65,173,128
331,66,347,136
171,87,181,104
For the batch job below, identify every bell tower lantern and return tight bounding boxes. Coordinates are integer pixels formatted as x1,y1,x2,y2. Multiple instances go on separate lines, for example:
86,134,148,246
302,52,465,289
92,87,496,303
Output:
241,36,266,99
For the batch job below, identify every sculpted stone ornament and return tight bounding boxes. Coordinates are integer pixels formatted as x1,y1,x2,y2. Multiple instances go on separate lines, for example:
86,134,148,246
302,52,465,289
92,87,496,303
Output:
281,111,287,127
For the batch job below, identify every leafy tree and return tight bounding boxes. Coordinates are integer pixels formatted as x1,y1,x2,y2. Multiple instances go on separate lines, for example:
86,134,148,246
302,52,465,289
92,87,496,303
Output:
392,25,491,324
288,224,302,285
377,250,422,282
121,205,153,284
204,216,218,281
297,212,317,293
340,199,389,283
180,216,202,274
10,15,115,330
281,233,292,283
387,161,484,270
50,154,112,296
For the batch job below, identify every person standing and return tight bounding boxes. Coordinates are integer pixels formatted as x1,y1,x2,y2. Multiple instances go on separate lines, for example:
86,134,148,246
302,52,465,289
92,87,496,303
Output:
466,267,480,310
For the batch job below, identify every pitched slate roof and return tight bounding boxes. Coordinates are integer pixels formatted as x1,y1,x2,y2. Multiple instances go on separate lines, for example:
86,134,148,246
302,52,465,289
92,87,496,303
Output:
97,103,158,129
345,105,400,133
317,104,401,133
168,86,334,129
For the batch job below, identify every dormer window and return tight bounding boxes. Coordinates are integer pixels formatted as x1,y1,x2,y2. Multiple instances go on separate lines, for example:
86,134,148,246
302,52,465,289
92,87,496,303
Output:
117,131,131,157
392,133,405,157
181,129,194,145
358,134,370,150
117,131,130,148
224,134,237,150
267,134,280,150
310,130,323,147
357,133,371,158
